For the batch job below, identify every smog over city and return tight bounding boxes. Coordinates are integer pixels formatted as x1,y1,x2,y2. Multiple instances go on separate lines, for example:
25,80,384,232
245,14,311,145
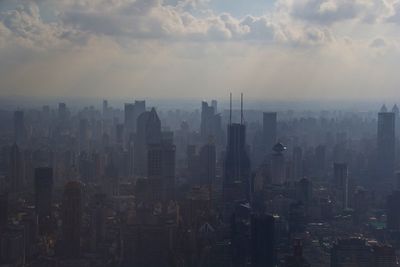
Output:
1,1,400,267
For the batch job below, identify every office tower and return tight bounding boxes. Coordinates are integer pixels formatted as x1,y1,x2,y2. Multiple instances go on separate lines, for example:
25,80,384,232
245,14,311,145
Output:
270,143,286,185
34,167,53,235
61,181,82,258
263,112,277,152
284,239,310,267
58,102,68,120
124,101,146,138
134,108,162,177
8,143,23,194
377,109,395,183
372,244,397,267
102,100,108,116
124,103,135,138
288,201,307,235
392,104,399,118
292,146,303,181
230,204,251,267
201,101,215,138
104,160,119,196
198,142,216,186
333,163,349,210
386,190,400,231
147,140,176,201
121,223,178,267
0,226,25,266
331,238,371,267
78,118,89,151
200,101,222,143
186,145,199,184
90,193,106,251
315,145,326,177
115,123,124,145
211,99,218,113
0,194,7,229
13,110,25,145
224,94,251,203
251,213,275,267
295,178,312,207
224,124,251,200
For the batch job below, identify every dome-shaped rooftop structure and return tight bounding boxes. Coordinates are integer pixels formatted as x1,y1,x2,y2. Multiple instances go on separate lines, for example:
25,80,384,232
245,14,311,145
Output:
273,142,286,153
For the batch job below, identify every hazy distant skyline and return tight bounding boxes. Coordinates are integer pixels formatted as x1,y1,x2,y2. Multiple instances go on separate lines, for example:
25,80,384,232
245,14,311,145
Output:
1,0,400,101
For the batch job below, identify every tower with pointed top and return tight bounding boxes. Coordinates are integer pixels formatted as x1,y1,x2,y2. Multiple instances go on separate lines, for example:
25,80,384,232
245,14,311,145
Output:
134,108,162,177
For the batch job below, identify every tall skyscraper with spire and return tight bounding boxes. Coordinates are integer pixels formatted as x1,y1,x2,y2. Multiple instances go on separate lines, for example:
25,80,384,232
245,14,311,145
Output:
223,94,251,205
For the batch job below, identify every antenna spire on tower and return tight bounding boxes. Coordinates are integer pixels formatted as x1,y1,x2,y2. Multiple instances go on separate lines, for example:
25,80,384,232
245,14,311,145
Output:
241,93,243,125
230,92,232,125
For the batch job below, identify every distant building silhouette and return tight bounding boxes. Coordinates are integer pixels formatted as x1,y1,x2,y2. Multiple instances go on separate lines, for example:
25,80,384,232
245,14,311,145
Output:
61,181,82,259
270,142,287,185
13,110,25,146
377,108,395,187
200,101,222,143
124,101,146,141
331,238,372,267
223,94,251,215
386,190,400,231
251,213,275,267
263,112,277,152
34,167,53,235
333,163,349,210
147,139,176,202
134,108,162,177
8,143,23,194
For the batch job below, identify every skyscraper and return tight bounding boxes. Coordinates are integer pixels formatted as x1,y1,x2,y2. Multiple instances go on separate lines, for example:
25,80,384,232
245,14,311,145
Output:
124,101,146,139
223,94,251,203
263,112,277,153
200,101,222,143
134,108,162,177
8,143,23,194
58,102,68,120
270,143,287,185
0,194,7,229
251,213,275,267
124,103,135,139
34,167,53,235
331,238,371,267
386,190,400,231
377,109,396,184
147,140,176,201
198,142,216,186
13,111,25,146
61,181,82,258
333,163,349,210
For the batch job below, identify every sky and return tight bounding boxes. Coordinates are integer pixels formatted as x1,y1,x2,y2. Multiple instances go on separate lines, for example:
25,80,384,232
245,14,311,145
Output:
1,0,400,102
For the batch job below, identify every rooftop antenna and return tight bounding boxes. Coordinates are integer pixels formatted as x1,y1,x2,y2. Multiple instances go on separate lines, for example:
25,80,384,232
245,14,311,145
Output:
241,93,243,125
230,92,232,125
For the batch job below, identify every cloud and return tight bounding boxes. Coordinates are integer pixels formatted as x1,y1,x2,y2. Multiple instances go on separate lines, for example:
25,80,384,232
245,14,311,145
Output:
277,0,394,25
1,0,400,101
370,37,387,48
